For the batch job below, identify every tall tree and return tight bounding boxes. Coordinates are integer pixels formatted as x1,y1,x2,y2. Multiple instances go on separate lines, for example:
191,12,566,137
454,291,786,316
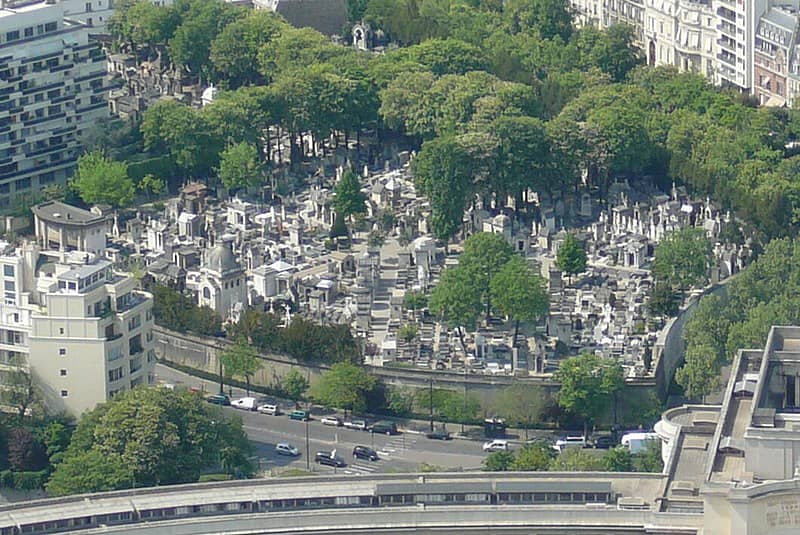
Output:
553,353,624,436
461,232,514,319
429,264,482,356
653,227,713,292
217,142,262,192
332,169,367,222
71,151,135,207
494,384,549,439
220,338,262,396
483,450,515,471
602,446,633,472
311,362,377,415
281,369,309,402
510,442,554,470
46,450,132,496
675,343,719,402
210,11,286,86
556,232,587,282
490,255,549,342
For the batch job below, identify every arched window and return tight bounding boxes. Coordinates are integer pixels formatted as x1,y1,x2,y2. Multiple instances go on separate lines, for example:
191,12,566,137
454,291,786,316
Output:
203,287,211,299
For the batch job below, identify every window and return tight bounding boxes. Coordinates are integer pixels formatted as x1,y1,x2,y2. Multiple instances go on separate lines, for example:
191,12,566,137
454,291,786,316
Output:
14,179,29,191
60,390,68,397
4,265,13,277
58,348,66,355
60,369,67,376
44,22,57,32
85,2,92,11
24,27,33,38
5,31,20,42
108,366,124,382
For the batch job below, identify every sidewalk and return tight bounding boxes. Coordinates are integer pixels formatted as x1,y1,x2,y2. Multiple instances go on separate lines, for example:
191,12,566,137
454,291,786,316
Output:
155,362,557,444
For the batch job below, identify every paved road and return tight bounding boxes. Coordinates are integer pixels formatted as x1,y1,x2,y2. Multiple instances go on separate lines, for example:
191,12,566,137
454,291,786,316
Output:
155,364,490,476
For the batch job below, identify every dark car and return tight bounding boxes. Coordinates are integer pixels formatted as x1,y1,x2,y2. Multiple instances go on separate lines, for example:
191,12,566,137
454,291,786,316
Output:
426,429,452,440
353,445,379,461
315,451,347,468
206,394,230,406
369,421,398,435
591,435,615,449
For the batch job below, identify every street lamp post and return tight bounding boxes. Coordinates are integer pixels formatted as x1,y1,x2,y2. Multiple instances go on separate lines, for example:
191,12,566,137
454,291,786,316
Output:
305,400,311,470
429,378,434,432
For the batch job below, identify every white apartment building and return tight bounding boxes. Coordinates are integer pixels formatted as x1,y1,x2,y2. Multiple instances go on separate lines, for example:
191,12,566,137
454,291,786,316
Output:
61,0,114,31
0,0,108,208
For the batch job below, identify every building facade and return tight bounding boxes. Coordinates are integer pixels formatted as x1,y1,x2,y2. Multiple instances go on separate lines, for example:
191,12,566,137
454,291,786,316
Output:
0,0,108,209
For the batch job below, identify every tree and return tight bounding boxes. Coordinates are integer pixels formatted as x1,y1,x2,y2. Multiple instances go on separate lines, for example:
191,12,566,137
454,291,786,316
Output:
138,174,166,198
46,450,133,496
398,323,419,345
71,150,135,207
281,369,309,402
441,391,481,423
385,386,414,417
429,265,482,356
633,439,663,473
653,227,713,292
602,446,633,472
490,255,549,343
49,388,251,492
504,0,573,40
7,428,47,471
311,362,377,415
494,384,549,439
510,442,554,470
556,233,587,282
460,232,513,319
549,447,605,471
2,369,38,423
218,142,262,191
220,338,262,396
648,280,681,317
675,343,719,402
412,136,473,242
403,290,428,319
553,353,624,436
483,450,515,471
333,170,367,222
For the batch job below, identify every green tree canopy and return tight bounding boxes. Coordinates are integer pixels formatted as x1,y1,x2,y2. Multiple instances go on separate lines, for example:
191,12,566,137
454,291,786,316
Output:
549,447,605,471
675,343,719,402
217,142,262,191
71,150,135,207
46,450,133,496
429,264,482,355
333,169,368,221
281,369,309,401
220,338,262,395
510,442,554,470
490,255,549,341
461,232,514,318
493,384,549,439
311,362,377,415
556,232,587,280
653,227,713,292
482,450,515,471
553,353,624,435
602,446,633,472
210,10,286,86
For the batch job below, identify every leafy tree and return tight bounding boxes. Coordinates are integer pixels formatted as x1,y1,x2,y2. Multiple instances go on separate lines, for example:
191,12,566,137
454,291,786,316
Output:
491,255,549,342
152,285,221,336
510,442,554,470
440,392,481,423
333,170,367,222
504,0,573,40
41,419,73,466
46,450,133,496
429,265,482,356
218,142,262,191
311,362,377,415
220,338,262,396
549,447,605,471
556,233,587,281
653,227,713,292
482,450,515,471
281,369,309,401
7,428,47,471
50,388,251,492
403,290,428,318
398,323,419,345
461,232,514,318
401,38,489,75
210,11,286,86
602,446,633,472
553,353,624,436
138,174,165,198
494,384,549,439
2,369,38,423
412,136,473,242
648,281,681,317
385,386,414,417
675,343,719,402
71,150,135,207
633,439,663,473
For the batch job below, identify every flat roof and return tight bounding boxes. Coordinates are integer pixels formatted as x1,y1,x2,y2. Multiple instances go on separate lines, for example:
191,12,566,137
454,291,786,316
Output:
32,201,106,226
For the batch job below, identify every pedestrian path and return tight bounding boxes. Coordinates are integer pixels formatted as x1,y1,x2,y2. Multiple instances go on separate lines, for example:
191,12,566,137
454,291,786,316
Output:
343,462,380,475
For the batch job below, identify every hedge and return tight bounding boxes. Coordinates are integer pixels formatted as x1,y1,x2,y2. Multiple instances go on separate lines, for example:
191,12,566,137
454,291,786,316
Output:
0,469,48,490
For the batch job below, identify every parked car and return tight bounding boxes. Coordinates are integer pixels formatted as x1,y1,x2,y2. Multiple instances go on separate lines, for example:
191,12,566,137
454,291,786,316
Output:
343,419,367,431
426,429,452,441
231,397,258,411
258,404,281,416
352,445,379,461
483,439,510,452
315,451,346,467
590,435,615,449
369,421,398,435
275,443,300,456
553,435,587,453
321,416,342,427
289,410,310,421
206,394,230,406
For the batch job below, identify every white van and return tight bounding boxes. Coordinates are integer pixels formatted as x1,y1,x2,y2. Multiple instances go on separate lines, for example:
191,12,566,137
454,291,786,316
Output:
258,403,281,416
231,397,258,411
554,435,586,453
621,432,659,454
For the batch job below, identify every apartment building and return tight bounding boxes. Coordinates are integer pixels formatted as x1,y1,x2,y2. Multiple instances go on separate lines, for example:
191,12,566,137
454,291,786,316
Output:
0,0,108,208
61,0,115,31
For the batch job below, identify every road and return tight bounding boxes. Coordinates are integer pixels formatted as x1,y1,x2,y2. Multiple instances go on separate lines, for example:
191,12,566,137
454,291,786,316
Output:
155,364,490,476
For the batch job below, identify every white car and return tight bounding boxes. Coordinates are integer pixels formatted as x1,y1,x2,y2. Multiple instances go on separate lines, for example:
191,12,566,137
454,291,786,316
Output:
275,443,300,456
554,435,587,453
483,439,510,452
321,416,342,427
343,420,367,431
231,397,258,411
258,404,281,416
